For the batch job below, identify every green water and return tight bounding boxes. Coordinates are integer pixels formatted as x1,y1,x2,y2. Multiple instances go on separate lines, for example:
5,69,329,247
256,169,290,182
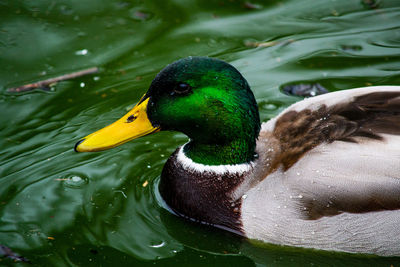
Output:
1,0,400,266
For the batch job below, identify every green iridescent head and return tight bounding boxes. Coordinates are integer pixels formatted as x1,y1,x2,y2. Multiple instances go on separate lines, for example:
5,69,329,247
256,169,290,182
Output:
75,57,260,166
146,57,260,165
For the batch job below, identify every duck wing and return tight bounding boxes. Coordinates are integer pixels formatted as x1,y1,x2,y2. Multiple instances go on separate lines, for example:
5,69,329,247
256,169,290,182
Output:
258,86,400,219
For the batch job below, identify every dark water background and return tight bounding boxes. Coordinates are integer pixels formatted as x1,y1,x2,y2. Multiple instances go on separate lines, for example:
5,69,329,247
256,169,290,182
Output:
1,0,400,266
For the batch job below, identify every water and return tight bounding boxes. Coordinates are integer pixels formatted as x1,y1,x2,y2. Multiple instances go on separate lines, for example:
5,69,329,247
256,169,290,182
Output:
1,0,400,266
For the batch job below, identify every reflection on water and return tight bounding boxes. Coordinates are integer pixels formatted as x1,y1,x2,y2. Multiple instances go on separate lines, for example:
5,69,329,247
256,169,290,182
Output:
1,0,400,265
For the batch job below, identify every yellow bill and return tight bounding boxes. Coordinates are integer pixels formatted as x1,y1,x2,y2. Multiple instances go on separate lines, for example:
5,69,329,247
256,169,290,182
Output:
75,97,160,152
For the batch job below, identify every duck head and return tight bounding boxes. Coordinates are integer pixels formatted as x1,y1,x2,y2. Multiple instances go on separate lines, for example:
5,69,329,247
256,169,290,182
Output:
75,57,260,165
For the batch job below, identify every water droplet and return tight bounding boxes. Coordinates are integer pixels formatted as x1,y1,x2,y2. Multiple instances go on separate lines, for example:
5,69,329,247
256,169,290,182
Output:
71,176,80,182
62,174,88,189
263,103,277,110
296,172,300,176
298,194,303,199
75,49,88,56
93,76,100,81
80,82,85,88
150,241,165,248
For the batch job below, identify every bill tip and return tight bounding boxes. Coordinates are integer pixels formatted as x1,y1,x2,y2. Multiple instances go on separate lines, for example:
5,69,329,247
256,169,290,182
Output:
74,139,85,152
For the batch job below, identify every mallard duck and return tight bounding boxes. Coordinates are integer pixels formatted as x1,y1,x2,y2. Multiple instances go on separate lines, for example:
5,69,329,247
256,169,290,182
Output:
75,57,400,256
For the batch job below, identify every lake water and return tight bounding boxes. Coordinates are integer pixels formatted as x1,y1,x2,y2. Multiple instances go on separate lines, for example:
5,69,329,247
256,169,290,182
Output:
1,0,400,266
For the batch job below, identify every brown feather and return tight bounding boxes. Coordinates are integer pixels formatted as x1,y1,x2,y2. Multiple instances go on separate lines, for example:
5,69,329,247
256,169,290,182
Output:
270,91,400,171
263,91,400,218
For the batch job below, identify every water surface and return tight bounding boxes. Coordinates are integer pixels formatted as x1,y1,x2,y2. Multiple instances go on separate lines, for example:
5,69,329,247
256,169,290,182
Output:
1,0,400,266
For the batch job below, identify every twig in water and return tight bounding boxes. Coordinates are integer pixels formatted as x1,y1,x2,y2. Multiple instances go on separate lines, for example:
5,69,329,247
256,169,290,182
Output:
0,244,30,263
7,67,99,93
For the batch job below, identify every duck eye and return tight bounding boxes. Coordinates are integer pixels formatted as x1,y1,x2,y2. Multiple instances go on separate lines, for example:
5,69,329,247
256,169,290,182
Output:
173,83,192,95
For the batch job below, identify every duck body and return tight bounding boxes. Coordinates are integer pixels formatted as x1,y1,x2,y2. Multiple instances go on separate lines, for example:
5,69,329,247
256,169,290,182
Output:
75,57,400,256
160,86,400,256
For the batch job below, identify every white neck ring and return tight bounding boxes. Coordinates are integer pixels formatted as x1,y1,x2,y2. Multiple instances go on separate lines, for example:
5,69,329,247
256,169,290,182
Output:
176,144,254,175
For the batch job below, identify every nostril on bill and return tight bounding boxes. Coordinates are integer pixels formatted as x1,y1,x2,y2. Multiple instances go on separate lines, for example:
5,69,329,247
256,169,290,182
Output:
126,115,137,123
